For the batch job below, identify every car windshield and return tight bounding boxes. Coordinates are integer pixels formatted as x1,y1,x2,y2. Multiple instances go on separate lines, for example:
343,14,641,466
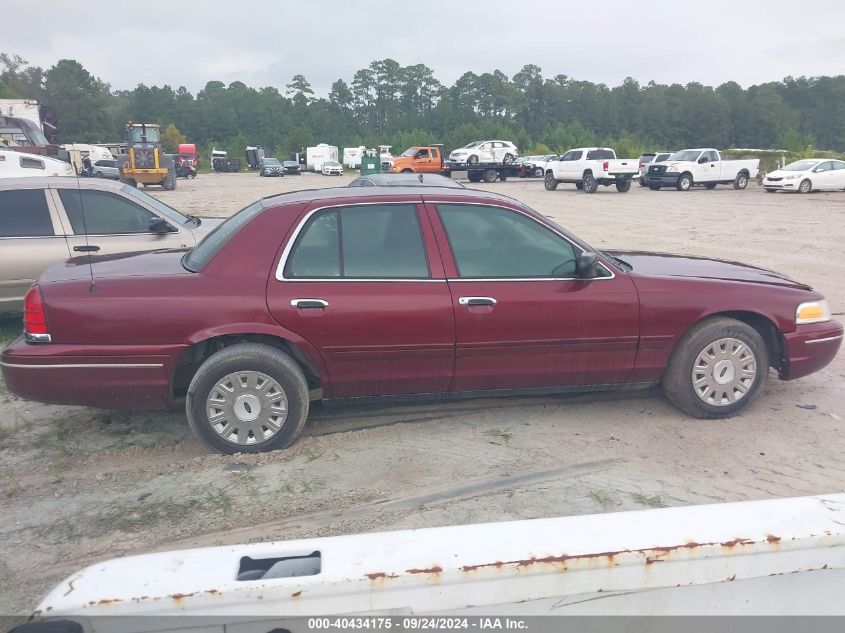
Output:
283,161,298,166
325,161,339,166
782,160,819,171
460,141,481,149
263,158,280,165
122,184,191,225
400,148,418,157
668,150,704,161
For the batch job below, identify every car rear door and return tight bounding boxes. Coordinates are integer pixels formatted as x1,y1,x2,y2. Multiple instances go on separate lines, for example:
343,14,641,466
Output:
0,186,71,310
831,160,845,189
266,200,455,398
52,186,191,255
426,201,640,391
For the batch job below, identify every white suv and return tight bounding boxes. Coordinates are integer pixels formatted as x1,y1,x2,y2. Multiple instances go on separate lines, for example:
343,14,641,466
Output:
448,140,518,166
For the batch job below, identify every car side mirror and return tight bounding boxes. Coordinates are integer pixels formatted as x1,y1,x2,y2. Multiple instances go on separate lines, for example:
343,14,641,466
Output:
698,156,708,164
149,217,176,234
576,251,599,279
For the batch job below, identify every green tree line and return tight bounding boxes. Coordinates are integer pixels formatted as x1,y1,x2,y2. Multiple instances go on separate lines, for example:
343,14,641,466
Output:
3,52,845,162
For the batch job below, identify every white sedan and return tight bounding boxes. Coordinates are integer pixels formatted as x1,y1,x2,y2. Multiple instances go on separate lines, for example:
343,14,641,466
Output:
763,158,845,193
322,160,344,176
448,140,518,166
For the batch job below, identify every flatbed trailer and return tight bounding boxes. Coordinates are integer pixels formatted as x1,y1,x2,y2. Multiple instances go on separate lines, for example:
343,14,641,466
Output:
444,160,520,183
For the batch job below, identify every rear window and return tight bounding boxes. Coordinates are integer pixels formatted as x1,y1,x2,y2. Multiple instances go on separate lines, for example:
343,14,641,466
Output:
586,149,615,160
0,189,54,237
183,200,264,271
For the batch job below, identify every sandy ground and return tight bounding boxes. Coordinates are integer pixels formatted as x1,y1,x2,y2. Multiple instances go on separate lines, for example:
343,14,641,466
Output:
1,171,844,614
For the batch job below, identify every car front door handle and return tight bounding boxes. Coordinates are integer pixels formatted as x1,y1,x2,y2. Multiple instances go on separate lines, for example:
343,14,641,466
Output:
73,245,100,253
458,296,497,306
291,298,329,308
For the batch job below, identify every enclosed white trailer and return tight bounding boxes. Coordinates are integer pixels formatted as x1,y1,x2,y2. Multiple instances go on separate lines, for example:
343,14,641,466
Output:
343,145,367,168
0,148,74,178
306,143,338,171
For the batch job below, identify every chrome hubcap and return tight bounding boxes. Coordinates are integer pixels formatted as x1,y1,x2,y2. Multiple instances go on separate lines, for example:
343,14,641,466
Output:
692,337,756,407
206,371,288,445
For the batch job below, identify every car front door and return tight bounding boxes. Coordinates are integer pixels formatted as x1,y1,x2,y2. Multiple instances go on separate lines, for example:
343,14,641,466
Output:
696,150,718,182
0,187,71,311
414,148,431,170
559,150,583,180
811,161,835,190
478,143,494,163
427,202,640,391
53,187,190,255
266,201,455,398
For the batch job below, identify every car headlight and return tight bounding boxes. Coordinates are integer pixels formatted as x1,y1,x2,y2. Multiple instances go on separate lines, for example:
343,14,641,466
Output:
796,300,831,324
665,166,679,173
784,174,801,180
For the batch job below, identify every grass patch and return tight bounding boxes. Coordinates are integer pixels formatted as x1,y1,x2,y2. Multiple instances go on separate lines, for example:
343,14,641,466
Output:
589,489,620,510
104,489,233,533
483,427,513,444
631,492,666,508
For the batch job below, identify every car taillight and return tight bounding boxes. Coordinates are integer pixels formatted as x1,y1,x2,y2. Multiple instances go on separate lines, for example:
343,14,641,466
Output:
639,161,644,168
603,161,609,171
23,286,51,343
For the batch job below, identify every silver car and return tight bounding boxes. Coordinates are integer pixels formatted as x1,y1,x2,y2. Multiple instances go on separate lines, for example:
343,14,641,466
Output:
92,158,121,179
0,177,223,312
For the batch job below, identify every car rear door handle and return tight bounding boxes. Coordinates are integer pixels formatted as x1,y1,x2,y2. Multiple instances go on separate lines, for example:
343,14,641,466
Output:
291,299,329,308
73,245,100,253
458,296,497,306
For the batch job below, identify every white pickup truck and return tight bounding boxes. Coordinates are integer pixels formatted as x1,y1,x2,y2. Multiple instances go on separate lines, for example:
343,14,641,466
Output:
544,147,639,193
645,148,759,191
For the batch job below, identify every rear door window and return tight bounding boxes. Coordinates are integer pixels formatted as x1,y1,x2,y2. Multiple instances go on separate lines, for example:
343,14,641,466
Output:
0,189,55,237
58,189,155,235
286,204,429,279
586,149,614,160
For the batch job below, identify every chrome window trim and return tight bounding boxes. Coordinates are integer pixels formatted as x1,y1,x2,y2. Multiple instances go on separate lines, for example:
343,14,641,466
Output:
275,201,430,282
429,200,616,282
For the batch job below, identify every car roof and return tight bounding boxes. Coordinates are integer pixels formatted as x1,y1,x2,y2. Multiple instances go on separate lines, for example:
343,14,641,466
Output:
262,185,519,207
0,176,126,190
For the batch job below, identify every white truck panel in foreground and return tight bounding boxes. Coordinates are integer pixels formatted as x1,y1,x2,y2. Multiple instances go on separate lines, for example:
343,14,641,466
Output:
31,494,845,628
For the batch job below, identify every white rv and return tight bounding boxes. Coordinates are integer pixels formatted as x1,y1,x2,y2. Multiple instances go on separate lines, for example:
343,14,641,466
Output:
0,148,74,178
306,143,339,171
343,145,367,168
62,143,115,174
378,144,394,170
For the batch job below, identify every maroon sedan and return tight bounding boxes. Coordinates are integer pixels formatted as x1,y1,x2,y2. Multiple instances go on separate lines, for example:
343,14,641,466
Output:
2,187,842,453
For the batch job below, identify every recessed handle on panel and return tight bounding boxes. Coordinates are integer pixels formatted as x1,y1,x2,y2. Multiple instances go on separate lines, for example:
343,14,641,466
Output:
458,296,497,306
73,245,100,253
291,299,329,308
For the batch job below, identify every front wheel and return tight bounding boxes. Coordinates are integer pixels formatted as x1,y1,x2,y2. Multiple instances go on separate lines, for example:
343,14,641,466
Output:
503,153,515,165
544,173,559,190
662,318,768,419
186,343,310,454
95,171,104,178
467,155,479,166
582,173,598,193
533,167,544,178
676,174,692,191
615,178,632,193
733,173,748,190
799,179,812,193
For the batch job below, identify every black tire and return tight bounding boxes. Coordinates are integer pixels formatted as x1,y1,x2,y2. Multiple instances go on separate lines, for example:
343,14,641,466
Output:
799,179,812,194
186,343,310,454
544,173,559,190
95,171,104,178
649,185,661,191
575,182,584,190
482,169,498,183
468,172,482,183
662,317,768,420
765,189,776,193
401,169,413,173
467,155,479,165
582,172,598,193
704,183,718,190
162,168,176,191
676,173,692,191
503,153,515,165
733,172,749,190
615,178,632,193
533,167,544,178
639,177,647,187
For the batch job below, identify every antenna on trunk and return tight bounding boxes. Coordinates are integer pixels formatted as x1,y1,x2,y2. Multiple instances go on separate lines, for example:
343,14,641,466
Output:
71,148,98,294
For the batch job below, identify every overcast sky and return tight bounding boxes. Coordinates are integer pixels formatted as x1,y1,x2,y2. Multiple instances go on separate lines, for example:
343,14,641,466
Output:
5,1,844,96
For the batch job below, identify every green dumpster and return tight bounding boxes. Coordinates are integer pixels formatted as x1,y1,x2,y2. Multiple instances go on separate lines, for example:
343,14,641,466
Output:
360,154,381,175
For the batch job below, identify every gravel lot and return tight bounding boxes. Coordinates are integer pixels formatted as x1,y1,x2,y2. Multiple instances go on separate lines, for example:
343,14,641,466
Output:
1,172,843,614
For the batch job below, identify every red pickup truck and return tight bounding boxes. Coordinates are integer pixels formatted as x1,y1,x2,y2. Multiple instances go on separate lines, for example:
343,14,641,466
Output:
2,187,841,453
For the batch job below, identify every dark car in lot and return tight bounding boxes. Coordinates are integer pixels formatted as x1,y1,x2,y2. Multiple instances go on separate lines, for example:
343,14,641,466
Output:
283,160,302,175
259,158,284,177
2,187,841,454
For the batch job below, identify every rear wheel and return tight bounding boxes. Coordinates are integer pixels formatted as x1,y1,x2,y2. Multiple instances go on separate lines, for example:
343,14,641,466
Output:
676,174,693,191
533,167,544,178
582,173,598,193
544,173,559,190
162,168,176,190
575,182,584,190
799,179,812,194
468,172,482,183
482,169,498,183
733,172,749,190
186,343,310,454
662,318,767,419
615,178,632,193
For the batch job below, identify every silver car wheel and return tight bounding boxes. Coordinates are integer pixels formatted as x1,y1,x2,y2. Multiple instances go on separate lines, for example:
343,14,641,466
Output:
206,370,288,445
691,337,757,407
